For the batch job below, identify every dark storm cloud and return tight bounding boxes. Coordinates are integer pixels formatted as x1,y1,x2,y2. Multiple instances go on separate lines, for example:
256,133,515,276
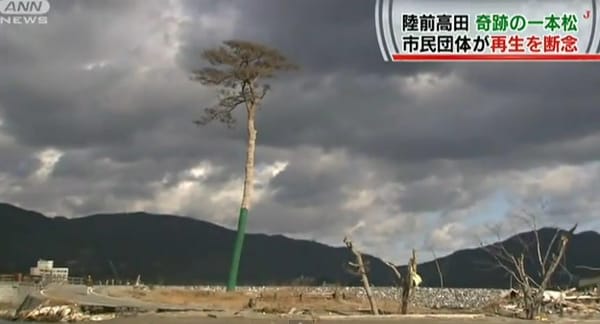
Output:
0,143,40,178
460,63,600,97
398,180,466,213
50,148,226,199
0,0,599,262
269,156,352,207
255,70,600,170
179,0,450,76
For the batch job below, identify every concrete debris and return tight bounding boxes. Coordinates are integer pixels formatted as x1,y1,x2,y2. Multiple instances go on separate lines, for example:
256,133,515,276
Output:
500,288,519,300
13,304,116,322
497,288,600,317
133,285,149,291
90,314,118,321
543,290,566,302
0,309,15,319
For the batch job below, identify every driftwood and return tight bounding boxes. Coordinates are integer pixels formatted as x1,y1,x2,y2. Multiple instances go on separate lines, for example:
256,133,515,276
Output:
344,236,379,315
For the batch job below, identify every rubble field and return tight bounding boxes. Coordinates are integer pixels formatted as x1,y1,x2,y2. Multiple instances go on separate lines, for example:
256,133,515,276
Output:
108,285,600,319
2,286,600,322
106,286,505,315
491,288,600,319
0,297,117,322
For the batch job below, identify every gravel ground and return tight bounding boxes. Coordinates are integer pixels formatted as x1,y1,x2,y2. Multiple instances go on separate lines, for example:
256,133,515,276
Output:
141,286,507,310
409,287,506,309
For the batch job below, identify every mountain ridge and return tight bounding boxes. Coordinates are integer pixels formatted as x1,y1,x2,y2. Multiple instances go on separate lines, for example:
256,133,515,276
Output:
1,202,599,288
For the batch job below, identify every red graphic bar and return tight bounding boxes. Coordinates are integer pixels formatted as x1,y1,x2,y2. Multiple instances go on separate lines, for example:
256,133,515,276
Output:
392,54,600,61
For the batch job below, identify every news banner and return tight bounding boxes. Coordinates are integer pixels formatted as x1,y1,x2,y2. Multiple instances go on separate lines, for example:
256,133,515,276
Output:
375,0,600,61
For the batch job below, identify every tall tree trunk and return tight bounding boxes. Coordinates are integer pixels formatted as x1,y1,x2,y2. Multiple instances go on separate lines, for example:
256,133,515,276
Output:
356,252,378,315
431,249,443,288
344,237,379,315
226,105,257,291
401,250,417,314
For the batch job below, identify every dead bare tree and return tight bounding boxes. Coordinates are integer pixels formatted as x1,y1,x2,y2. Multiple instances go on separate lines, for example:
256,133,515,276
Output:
384,258,420,314
400,249,419,314
430,248,444,288
482,212,577,320
191,40,297,291
343,236,379,315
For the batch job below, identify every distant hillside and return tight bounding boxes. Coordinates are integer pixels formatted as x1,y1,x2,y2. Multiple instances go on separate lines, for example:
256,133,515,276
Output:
0,203,395,285
410,226,600,288
1,203,599,287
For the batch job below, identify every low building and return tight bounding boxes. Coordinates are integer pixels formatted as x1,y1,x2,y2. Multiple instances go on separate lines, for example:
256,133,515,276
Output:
30,259,69,282
578,275,600,289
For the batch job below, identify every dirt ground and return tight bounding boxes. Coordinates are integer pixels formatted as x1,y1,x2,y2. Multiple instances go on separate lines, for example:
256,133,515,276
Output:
102,287,600,323
106,317,493,324
107,287,473,315
101,312,600,324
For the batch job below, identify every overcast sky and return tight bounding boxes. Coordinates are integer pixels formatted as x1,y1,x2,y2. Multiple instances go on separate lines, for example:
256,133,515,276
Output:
1,0,599,263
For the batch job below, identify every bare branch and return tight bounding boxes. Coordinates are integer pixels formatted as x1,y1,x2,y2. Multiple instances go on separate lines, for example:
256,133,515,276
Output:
480,210,578,320
539,235,569,290
541,228,562,272
523,210,546,277
482,244,526,287
258,84,270,100
383,261,402,284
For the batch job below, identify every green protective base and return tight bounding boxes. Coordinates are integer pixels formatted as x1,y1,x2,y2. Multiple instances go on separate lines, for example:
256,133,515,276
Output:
226,207,249,291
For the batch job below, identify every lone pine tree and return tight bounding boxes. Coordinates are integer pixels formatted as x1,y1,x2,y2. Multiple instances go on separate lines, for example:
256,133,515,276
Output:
191,40,297,291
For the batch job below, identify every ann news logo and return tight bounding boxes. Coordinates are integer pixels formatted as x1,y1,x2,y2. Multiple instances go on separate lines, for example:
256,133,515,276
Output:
0,0,50,25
